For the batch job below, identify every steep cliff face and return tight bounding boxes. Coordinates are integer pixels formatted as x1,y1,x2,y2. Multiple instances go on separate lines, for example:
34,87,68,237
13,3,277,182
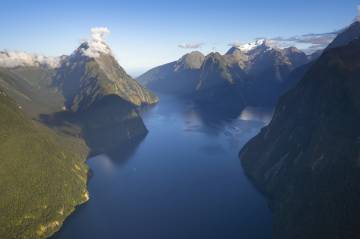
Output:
327,21,360,49
240,38,360,239
0,87,89,239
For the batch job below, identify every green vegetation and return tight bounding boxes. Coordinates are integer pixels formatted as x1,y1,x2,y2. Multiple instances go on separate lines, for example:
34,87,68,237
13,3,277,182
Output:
0,67,65,117
0,41,159,238
0,88,89,239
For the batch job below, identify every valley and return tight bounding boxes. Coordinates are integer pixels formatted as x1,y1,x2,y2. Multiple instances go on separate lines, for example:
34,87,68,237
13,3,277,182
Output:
1,3,360,239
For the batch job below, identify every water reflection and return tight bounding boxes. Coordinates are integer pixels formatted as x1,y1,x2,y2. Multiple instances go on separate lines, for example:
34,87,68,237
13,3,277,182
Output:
52,93,273,239
239,107,274,124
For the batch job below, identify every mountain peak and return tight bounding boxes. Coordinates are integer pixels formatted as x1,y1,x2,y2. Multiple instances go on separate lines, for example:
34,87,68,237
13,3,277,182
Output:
327,21,360,50
174,51,205,71
76,27,112,58
236,39,274,53
226,46,242,55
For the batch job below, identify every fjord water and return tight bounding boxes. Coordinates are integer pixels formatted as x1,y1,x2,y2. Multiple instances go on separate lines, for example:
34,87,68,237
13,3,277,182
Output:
53,94,272,239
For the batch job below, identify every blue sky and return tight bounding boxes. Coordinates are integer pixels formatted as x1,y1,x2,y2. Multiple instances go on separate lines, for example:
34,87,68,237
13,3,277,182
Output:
0,0,359,75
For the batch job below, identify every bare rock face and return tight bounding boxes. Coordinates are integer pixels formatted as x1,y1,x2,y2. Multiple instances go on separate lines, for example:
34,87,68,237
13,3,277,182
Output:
240,31,360,239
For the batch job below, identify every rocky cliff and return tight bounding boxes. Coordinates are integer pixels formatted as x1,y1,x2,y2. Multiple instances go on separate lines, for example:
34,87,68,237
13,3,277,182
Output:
240,35,360,239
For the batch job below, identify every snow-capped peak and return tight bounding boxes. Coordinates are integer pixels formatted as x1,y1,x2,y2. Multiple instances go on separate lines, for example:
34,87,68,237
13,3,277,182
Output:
0,50,62,68
237,39,276,53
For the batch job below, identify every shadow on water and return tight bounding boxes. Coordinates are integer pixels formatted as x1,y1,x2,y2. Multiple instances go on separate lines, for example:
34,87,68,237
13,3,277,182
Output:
103,136,146,166
39,94,149,157
51,92,274,239
52,131,146,239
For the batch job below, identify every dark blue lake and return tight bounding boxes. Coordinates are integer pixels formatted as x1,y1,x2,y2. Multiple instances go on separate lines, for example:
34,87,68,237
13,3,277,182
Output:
53,94,272,239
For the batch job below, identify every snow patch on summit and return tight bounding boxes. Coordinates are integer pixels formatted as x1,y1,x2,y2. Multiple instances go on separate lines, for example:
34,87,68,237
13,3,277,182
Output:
237,39,276,52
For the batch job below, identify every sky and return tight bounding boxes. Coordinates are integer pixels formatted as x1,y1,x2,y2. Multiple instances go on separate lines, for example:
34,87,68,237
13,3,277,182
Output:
0,0,359,76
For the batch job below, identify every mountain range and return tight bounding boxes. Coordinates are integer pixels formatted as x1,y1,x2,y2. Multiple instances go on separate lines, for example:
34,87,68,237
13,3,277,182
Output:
138,39,314,115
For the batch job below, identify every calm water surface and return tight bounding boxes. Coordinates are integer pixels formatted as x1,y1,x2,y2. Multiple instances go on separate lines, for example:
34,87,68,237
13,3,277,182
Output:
53,94,273,239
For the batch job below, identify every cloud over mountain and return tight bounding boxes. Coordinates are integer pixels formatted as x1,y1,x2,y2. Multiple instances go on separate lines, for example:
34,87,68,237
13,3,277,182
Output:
271,31,338,52
0,51,61,68
178,42,204,49
82,27,112,58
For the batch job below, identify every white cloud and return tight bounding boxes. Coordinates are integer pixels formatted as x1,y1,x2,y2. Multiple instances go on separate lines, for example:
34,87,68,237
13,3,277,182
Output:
271,31,338,53
356,5,360,21
82,27,112,58
178,42,204,49
0,51,61,68
228,41,242,48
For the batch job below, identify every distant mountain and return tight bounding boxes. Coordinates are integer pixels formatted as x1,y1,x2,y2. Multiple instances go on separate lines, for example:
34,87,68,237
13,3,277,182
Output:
137,51,204,95
139,39,309,112
195,52,246,115
238,40,309,106
240,23,360,239
0,85,89,239
307,49,323,61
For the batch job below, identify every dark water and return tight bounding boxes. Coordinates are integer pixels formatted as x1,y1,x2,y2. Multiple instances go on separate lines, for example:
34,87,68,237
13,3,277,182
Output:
53,95,273,239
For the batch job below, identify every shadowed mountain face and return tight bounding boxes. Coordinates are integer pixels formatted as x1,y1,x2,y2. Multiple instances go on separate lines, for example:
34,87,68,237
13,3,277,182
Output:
139,40,309,114
239,28,360,238
195,53,246,116
327,21,360,50
41,95,148,155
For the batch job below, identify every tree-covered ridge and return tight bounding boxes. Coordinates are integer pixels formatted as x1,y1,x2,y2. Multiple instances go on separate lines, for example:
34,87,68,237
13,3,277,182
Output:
0,87,89,239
